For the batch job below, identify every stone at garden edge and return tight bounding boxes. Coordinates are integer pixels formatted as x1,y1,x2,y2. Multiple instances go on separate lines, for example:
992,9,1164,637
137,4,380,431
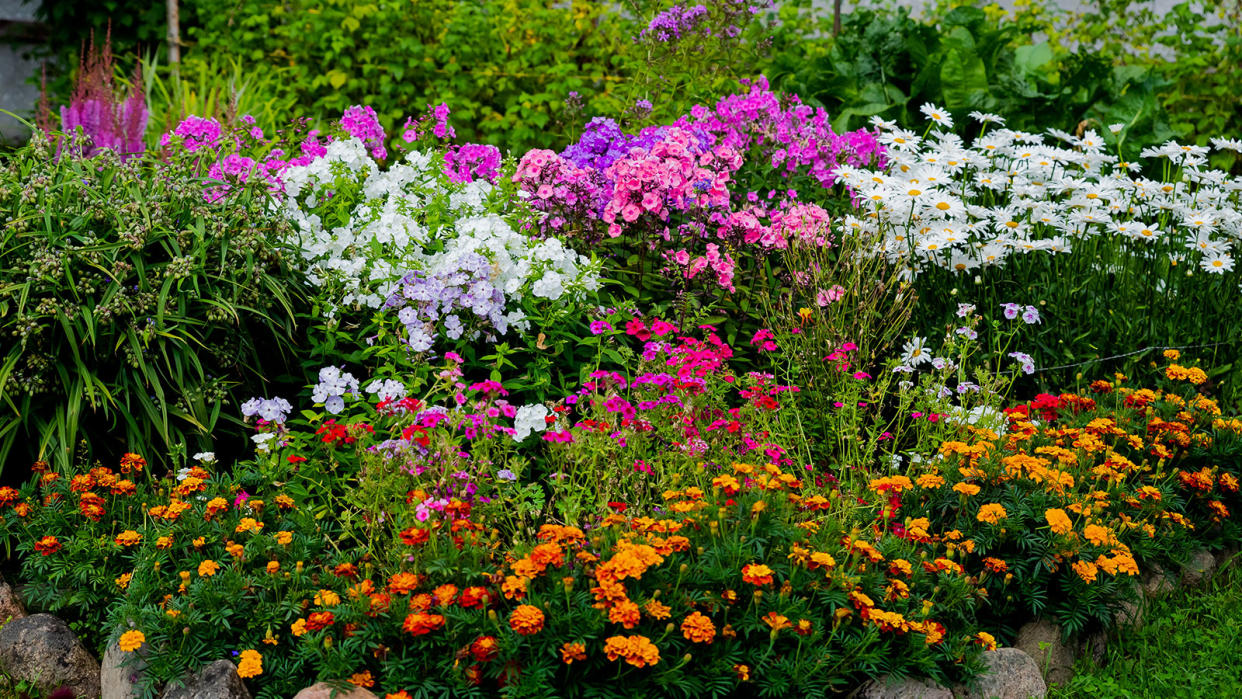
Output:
0,613,101,698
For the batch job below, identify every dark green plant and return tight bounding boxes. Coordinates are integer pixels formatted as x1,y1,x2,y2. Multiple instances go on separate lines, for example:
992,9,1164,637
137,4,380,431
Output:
0,131,307,475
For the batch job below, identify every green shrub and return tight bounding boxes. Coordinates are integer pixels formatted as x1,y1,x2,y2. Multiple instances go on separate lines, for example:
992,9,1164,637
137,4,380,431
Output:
0,132,307,474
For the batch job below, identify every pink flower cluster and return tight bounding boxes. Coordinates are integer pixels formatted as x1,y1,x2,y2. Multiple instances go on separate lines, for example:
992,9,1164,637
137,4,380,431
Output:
340,105,387,160
443,143,502,184
513,149,609,235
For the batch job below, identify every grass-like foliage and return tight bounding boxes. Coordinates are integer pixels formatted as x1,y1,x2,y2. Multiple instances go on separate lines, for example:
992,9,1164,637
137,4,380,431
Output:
0,131,307,474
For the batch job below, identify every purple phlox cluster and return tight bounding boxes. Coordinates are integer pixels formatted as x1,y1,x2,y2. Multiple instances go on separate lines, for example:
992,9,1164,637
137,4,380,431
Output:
1001,302,1041,324
311,365,360,415
47,36,148,161
340,104,387,160
241,396,292,423
639,4,709,42
386,254,509,353
1008,351,1036,375
443,143,502,183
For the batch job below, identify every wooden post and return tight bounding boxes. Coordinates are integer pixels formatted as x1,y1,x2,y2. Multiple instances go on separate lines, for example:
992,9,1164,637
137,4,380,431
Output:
167,0,180,74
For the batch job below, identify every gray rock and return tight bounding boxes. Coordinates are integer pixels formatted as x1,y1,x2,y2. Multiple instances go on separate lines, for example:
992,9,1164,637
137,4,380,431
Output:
1012,619,1075,686
0,613,101,698
0,580,26,623
1081,630,1108,666
1113,579,1145,629
159,659,250,699
955,647,1047,699
861,675,953,698
101,625,150,699
1141,564,1175,599
292,682,379,699
1213,546,1238,571
1181,549,1217,588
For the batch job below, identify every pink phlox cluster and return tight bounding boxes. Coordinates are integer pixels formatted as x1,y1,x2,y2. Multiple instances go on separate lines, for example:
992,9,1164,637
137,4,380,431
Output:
160,115,222,153
513,149,610,235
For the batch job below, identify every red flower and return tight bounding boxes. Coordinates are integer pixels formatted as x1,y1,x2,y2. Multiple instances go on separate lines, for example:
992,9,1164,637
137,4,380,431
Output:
34,536,61,556
287,455,307,464
607,501,628,513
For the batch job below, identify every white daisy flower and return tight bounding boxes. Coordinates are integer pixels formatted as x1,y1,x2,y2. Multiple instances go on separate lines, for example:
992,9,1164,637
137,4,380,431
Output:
901,336,932,366
1201,253,1234,274
919,103,954,129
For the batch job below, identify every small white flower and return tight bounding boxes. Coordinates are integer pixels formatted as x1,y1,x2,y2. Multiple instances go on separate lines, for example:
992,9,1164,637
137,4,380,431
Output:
901,336,932,367
920,103,954,129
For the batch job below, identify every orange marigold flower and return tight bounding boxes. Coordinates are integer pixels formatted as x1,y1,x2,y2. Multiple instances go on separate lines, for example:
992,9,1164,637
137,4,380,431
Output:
1045,508,1073,535
560,642,587,664
115,530,142,547
762,611,791,632
305,612,335,631
402,612,445,636
982,557,1008,574
236,649,263,679
432,584,458,607
680,612,716,644
1072,559,1098,583
603,635,660,668
608,599,641,629
795,619,814,636
266,561,280,574
510,605,545,636
385,693,413,699
115,573,132,589
388,572,421,595
1083,524,1112,546
198,559,220,577
349,671,374,688
119,453,146,474
274,531,293,546
952,483,981,497
976,503,1007,525
399,527,430,546
643,600,671,620
733,663,751,681
459,586,491,609
502,575,529,601
470,635,499,662
915,473,944,489
118,630,145,652
741,563,774,586
235,517,264,534
290,619,308,636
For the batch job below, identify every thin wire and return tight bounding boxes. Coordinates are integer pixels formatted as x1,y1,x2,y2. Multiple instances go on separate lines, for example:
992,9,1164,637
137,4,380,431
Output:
999,340,1238,376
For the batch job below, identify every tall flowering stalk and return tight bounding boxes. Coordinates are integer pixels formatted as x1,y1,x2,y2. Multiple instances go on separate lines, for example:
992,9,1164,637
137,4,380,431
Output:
41,31,148,160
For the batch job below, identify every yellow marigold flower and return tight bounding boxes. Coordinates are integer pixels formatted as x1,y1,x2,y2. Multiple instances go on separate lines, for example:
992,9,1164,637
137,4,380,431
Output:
114,530,142,547
974,632,998,650
952,483,980,497
192,536,206,549
290,618,307,637
266,561,280,574
314,589,341,607
680,612,716,644
274,531,293,545
1072,559,1098,583
1045,508,1073,535
118,630,145,652
115,573,132,589
226,542,244,559
976,503,1007,525
1163,349,1180,361
762,611,791,632
198,559,220,577
734,663,751,681
915,473,944,489
236,649,262,679
235,517,264,534
560,642,587,664
509,604,545,636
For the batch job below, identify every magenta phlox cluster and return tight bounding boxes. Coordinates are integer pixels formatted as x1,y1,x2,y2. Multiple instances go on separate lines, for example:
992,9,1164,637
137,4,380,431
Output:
339,105,387,160
443,143,502,183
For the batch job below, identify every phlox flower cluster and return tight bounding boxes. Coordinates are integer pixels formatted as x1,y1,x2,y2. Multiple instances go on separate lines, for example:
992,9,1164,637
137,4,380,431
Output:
339,105,387,160
833,106,1242,278
638,0,775,45
639,4,709,42
311,366,360,415
241,396,292,424
276,136,600,348
514,80,885,291
443,143,502,184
